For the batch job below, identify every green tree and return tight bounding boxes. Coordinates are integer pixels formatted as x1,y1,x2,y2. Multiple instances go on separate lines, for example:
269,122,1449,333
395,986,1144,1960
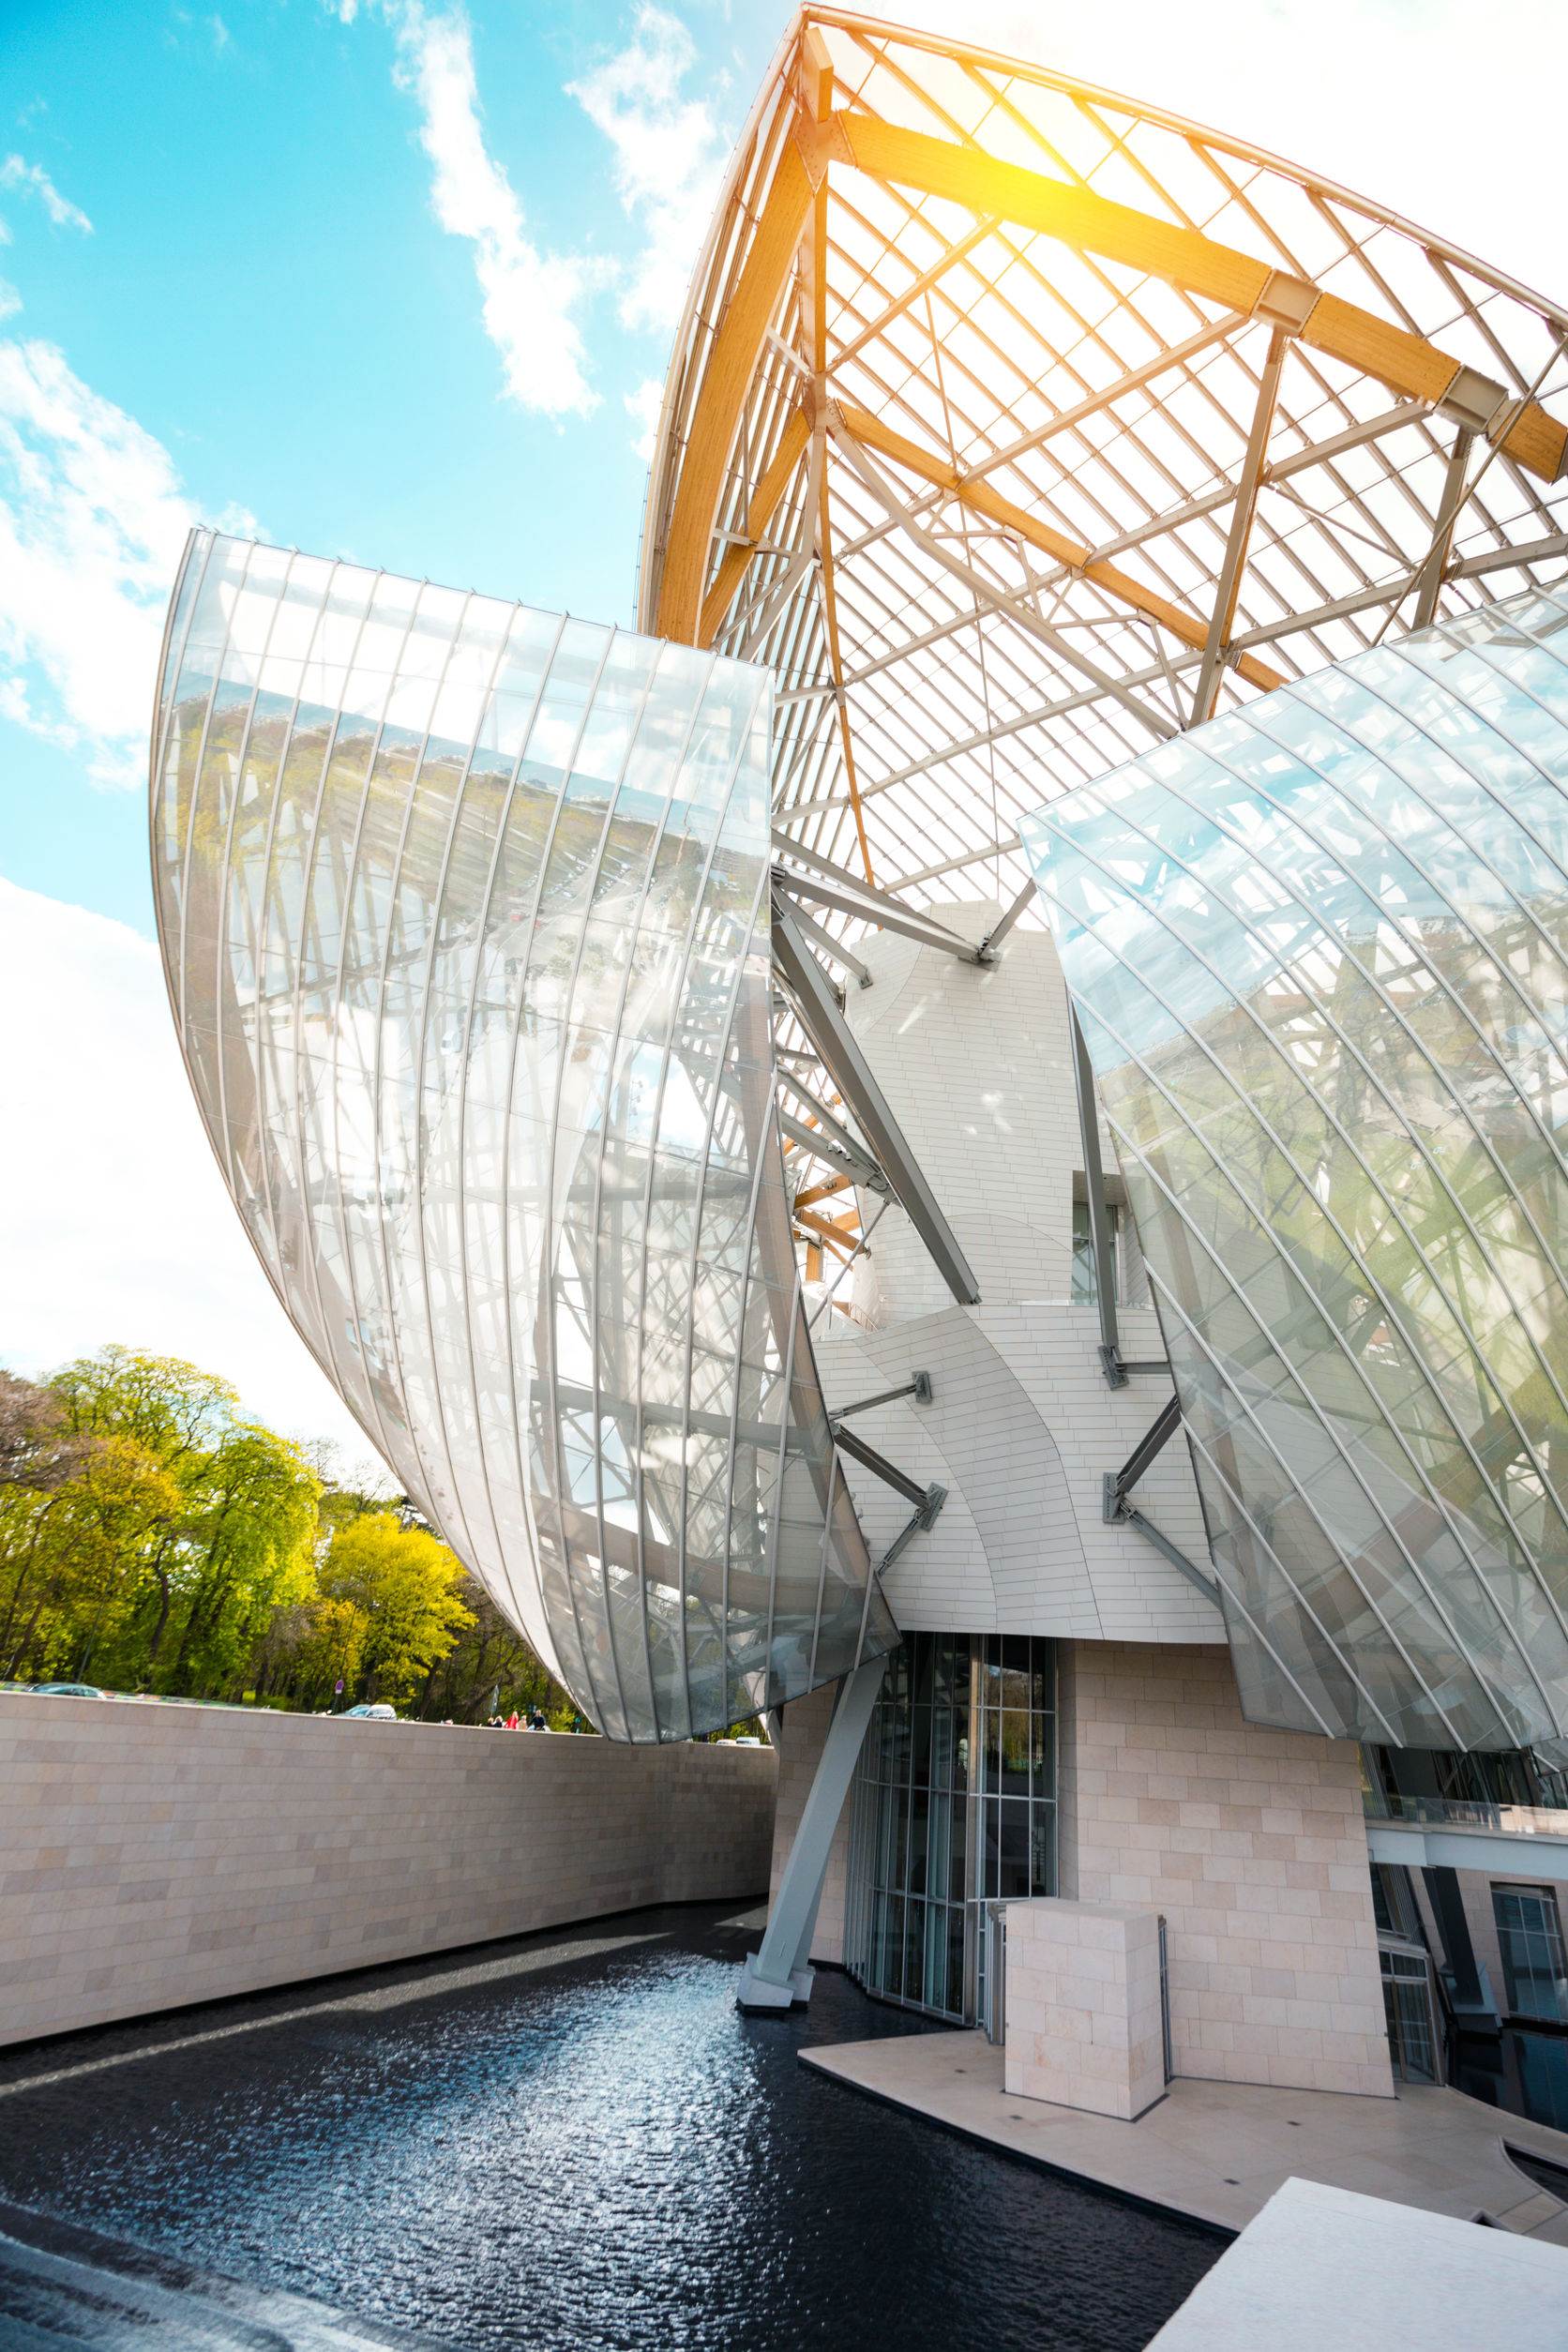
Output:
414,1572,579,1724
0,1348,322,1695
318,1510,474,1707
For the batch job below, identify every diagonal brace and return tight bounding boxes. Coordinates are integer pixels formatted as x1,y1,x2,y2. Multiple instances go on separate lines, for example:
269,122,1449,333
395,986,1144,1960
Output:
832,1421,927,1509
1103,1395,1182,1514
835,1371,932,1419
773,898,980,1304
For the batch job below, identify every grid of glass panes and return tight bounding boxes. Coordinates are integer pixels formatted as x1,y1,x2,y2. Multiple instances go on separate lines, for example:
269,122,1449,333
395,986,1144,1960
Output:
1493,1886,1568,2023
844,1633,1057,2024
1379,1946,1440,2082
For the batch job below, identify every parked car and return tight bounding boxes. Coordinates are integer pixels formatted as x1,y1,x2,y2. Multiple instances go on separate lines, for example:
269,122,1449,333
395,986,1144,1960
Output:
339,1703,398,1720
30,1682,105,1698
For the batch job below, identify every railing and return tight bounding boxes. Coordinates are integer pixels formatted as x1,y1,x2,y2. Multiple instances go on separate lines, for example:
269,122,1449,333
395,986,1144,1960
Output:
1364,1791,1568,1839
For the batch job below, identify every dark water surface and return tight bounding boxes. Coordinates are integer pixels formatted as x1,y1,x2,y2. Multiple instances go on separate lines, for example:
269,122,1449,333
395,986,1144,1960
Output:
0,1902,1219,2350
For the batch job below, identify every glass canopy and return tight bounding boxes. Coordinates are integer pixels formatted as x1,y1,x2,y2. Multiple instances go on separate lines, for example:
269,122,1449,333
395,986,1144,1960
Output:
151,528,893,1741
1020,585,1568,1752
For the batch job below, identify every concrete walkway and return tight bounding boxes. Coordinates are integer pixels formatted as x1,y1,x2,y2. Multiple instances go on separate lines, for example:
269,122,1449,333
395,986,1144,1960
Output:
801,2028,1568,2239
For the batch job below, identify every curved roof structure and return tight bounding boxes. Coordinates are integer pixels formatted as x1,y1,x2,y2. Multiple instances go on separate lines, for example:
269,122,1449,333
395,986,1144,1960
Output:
151,529,894,1742
641,8,1568,935
1022,583,1568,1755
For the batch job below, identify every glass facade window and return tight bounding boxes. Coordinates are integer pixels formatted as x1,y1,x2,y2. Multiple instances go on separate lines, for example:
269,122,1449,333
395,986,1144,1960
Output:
150,529,895,1743
1494,1886,1568,2022
844,1633,1057,2024
1513,2032,1568,2130
1021,586,1568,1754
1380,1944,1440,2082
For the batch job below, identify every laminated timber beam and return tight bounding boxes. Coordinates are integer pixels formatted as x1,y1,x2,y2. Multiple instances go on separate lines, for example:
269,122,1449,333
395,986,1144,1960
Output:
698,408,811,649
826,113,1567,485
657,80,1565,658
656,141,816,645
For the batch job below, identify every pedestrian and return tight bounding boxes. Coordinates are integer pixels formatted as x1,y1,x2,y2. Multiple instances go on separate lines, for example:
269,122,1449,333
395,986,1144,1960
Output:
505,1709,520,1729
530,1706,546,1730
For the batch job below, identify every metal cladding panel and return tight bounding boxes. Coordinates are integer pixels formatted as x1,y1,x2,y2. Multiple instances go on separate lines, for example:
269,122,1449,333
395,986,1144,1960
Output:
1019,585,1568,1753
150,528,891,1742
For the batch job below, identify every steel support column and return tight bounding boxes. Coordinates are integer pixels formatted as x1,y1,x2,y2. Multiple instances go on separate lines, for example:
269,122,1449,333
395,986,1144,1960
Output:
737,1654,886,2011
1070,1003,1123,1384
1411,426,1474,630
1192,326,1288,725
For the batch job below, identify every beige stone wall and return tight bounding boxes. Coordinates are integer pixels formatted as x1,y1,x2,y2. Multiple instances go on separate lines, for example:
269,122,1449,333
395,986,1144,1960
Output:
767,1682,852,1966
1004,1898,1167,2120
0,1694,776,2047
1061,1640,1393,2098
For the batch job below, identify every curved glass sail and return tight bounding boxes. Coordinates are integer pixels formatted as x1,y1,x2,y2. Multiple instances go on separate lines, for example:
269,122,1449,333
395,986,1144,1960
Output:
1020,585,1568,1752
151,528,891,1741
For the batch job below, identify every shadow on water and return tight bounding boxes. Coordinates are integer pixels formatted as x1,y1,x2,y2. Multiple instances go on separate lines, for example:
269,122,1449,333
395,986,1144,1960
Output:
0,1900,1219,2350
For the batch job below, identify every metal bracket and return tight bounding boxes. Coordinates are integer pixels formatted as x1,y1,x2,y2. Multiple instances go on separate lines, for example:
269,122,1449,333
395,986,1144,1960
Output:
835,1370,931,1419
1101,1395,1220,1605
772,857,981,966
878,1483,946,1576
976,879,1035,962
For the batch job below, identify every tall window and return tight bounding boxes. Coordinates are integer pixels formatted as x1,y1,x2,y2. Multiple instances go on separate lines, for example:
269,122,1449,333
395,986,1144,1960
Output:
844,1634,1056,2024
1494,1886,1568,2022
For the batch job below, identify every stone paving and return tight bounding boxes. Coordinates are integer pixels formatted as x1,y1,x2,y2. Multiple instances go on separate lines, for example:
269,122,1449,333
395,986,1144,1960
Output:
802,2026,1568,2239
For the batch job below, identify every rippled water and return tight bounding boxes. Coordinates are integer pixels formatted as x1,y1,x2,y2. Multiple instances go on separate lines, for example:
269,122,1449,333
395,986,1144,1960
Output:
0,1902,1218,2349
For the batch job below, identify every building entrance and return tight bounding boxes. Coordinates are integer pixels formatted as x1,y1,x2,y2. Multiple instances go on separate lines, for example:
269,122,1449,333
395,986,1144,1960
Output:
843,1634,1057,2024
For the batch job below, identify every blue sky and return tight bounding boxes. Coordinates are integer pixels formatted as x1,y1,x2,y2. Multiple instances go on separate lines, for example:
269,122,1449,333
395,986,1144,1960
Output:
4,0,1567,1452
1,0,782,933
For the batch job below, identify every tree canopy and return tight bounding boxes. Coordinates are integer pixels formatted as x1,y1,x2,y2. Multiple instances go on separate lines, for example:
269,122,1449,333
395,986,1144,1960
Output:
0,1348,580,1725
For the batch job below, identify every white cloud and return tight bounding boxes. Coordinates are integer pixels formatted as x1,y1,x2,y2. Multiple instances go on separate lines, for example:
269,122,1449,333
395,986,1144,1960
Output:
0,154,91,235
0,339,247,789
568,7,728,336
387,2,601,416
626,375,662,461
0,880,378,1464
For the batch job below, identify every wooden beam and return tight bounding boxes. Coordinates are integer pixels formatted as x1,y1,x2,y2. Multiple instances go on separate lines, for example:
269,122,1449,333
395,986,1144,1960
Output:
799,24,834,126
794,1201,861,1245
656,141,815,644
793,1173,855,1212
832,113,1566,485
837,400,1286,692
698,407,811,649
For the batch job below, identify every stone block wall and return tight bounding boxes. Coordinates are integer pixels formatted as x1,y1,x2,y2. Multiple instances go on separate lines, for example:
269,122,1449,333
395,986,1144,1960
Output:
0,1694,776,2046
1059,1640,1393,2098
1003,1898,1168,2119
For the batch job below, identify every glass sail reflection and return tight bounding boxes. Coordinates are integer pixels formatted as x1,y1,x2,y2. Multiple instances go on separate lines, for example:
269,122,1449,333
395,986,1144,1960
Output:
1020,584,1568,1753
151,528,892,1741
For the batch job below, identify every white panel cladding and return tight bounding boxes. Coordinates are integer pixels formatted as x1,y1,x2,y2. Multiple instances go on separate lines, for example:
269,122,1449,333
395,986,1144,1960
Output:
809,907,1217,1643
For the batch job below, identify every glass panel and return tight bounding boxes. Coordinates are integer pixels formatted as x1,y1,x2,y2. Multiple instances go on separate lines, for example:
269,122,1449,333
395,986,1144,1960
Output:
1021,584,1568,1751
1494,1886,1568,2021
150,533,896,1743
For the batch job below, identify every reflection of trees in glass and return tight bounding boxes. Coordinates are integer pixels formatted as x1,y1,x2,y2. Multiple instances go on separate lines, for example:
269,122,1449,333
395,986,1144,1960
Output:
1034,598,1568,1745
